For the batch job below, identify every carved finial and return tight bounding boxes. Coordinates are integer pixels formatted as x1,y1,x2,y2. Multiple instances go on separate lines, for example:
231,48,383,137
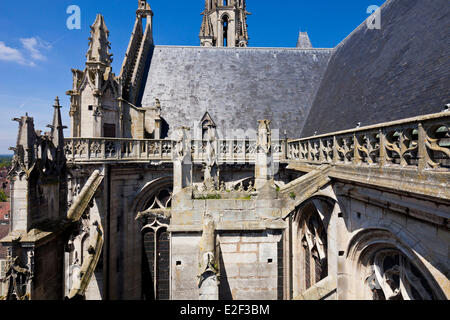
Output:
54,96,61,108
137,0,153,17
86,14,113,65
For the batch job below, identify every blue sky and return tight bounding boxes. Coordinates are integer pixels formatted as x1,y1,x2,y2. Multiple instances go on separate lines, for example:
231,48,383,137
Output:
0,0,384,154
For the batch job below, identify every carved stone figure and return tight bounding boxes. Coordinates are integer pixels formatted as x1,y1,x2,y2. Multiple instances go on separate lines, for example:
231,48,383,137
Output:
257,120,272,154
173,127,190,162
198,213,219,300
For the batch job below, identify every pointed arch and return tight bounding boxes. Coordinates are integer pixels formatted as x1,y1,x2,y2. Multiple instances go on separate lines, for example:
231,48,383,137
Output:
286,195,340,299
131,176,173,300
346,228,447,300
221,14,230,47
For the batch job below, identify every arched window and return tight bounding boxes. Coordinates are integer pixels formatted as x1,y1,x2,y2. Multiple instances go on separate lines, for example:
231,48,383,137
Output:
347,229,446,300
223,0,228,6
365,249,437,300
140,188,172,300
222,15,229,47
291,199,332,297
300,206,328,290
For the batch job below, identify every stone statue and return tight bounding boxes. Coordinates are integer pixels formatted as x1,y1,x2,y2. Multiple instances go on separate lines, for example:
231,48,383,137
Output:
257,120,272,154
198,213,219,300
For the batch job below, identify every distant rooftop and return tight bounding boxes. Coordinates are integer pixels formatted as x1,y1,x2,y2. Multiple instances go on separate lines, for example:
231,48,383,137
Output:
0,202,10,221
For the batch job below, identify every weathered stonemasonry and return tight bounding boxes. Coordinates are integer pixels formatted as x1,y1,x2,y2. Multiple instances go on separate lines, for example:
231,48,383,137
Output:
1,0,449,301
218,231,282,300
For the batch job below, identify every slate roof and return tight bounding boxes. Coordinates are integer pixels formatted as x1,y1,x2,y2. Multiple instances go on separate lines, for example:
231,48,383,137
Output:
140,46,332,138
301,0,450,137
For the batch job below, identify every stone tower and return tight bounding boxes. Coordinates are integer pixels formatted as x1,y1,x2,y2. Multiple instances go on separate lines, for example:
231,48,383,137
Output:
200,0,250,47
67,14,120,138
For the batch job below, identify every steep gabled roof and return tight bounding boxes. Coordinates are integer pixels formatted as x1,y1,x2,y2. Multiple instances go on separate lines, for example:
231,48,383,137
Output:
141,46,332,138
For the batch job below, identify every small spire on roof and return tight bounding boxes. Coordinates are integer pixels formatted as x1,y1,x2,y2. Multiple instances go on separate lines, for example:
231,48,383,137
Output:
296,31,313,49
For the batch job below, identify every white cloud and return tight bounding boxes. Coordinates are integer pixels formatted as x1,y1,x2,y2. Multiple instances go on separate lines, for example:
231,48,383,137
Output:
0,37,51,67
20,37,52,62
0,41,34,66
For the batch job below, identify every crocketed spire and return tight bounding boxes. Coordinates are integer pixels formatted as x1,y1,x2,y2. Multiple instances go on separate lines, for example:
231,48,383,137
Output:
86,14,113,65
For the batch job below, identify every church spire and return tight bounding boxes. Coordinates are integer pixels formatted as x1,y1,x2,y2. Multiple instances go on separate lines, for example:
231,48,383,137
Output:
200,0,250,47
86,14,113,65
48,96,67,150
296,31,313,49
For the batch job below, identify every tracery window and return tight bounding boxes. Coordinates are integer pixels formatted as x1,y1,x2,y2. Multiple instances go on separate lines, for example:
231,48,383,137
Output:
291,200,330,297
301,210,328,290
140,188,172,300
365,249,437,300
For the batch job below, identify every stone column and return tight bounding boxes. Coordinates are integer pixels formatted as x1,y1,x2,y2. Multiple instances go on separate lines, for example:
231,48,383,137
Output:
172,127,193,196
255,120,275,190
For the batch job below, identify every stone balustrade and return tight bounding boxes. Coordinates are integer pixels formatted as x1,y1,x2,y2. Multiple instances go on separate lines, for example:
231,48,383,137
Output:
287,111,450,172
64,112,450,170
64,138,174,162
191,139,285,164
64,137,286,164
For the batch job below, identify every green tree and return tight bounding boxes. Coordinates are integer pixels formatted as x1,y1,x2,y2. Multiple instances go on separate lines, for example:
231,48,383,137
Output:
0,190,8,202
0,158,12,168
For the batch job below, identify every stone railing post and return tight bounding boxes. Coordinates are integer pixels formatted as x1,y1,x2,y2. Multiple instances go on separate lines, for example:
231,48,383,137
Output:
87,138,91,160
137,140,141,159
333,136,339,165
101,139,106,160
319,139,325,163
378,129,387,168
172,127,193,195
255,120,274,190
353,133,361,165
417,122,427,172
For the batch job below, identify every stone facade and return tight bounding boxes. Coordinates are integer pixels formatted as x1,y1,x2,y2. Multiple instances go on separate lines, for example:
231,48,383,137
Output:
1,0,449,301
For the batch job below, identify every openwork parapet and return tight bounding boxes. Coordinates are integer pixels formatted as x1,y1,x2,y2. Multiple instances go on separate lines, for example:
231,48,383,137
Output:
64,138,286,163
287,112,450,172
